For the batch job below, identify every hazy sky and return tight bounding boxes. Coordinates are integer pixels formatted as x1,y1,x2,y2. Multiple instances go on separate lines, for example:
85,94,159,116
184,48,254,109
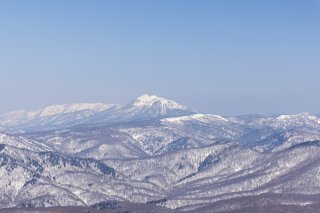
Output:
0,0,319,115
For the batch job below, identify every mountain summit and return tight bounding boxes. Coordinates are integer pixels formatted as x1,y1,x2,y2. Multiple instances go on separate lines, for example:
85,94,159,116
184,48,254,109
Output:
131,94,186,109
89,94,196,123
125,94,194,118
127,94,192,114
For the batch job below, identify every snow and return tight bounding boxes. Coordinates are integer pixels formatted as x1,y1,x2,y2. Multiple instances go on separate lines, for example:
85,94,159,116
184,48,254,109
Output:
133,94,160,106
0,103,116,131
1,95,320,210
39,103,113,117
277,112,318,121
131,94,188,111
163,113,228,124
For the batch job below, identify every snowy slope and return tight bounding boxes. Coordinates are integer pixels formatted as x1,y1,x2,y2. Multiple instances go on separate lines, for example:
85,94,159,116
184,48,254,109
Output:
86,94,196,124
2,138,320,210
24,127,149,160
0,103,116,132
246,112,320,130
0,132,53,152
0,142,166,208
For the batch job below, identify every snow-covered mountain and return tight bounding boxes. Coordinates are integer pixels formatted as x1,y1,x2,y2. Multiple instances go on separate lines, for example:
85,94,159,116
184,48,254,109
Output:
1,95,320,211
0,95,195,133
2,136,320,211
86,94,196,124
247,112,320,130
0,103,116,132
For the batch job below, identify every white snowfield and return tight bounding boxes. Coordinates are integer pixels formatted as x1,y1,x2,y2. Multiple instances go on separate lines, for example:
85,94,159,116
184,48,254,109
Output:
0,94,320,211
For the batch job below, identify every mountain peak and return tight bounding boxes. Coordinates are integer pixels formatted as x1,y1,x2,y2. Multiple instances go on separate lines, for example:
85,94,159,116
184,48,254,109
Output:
130,94,189,111
133,94,161,107
94,94,195,122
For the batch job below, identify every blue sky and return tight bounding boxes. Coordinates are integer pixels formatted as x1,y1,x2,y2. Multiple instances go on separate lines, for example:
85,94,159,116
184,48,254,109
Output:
0,0,319,115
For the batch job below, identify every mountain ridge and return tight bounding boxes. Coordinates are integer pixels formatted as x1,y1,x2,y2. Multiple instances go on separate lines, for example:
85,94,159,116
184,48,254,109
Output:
0,95,196,133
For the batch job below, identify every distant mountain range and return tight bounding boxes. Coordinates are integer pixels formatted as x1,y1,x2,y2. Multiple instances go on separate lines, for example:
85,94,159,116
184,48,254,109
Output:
1,95,320,212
